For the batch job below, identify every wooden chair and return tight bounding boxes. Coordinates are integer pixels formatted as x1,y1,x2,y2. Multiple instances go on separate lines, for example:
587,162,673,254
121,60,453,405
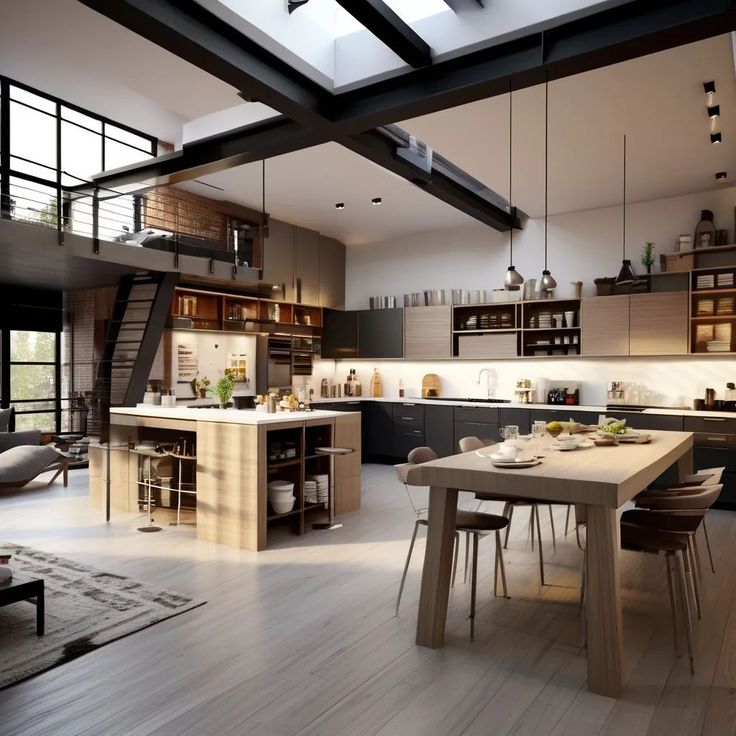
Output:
458,435,556,585
394,446,509,640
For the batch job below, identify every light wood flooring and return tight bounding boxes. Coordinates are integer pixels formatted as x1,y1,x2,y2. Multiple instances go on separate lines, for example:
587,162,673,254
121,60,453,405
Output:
1,464,736,736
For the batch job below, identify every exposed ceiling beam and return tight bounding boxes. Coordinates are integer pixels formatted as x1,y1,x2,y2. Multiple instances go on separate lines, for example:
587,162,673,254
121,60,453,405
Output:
334,0,432,68
77,0,333,129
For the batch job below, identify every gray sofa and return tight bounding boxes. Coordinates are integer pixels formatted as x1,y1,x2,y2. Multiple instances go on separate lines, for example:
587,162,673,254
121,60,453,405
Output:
0,429,68,489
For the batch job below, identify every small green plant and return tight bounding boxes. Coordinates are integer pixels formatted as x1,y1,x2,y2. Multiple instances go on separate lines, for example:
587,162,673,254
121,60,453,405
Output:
641,241,656,272
212,374,235,407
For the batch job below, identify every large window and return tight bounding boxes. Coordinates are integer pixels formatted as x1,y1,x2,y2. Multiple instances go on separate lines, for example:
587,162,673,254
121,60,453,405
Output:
0,76,157,238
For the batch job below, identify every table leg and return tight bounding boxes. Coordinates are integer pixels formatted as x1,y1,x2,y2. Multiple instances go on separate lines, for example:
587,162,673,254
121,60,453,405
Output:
36,582,44,636
416,486,458,648
585,504,622,697
677,446,694,482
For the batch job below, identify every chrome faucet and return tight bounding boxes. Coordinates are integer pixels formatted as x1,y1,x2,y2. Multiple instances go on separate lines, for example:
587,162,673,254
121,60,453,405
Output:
477,368,494,399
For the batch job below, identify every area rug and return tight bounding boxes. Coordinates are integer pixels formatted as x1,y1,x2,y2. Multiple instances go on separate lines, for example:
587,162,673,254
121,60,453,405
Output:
0,543,205,689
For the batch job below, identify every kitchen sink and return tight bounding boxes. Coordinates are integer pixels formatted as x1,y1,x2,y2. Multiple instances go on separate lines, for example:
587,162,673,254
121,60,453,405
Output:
424,397,512,403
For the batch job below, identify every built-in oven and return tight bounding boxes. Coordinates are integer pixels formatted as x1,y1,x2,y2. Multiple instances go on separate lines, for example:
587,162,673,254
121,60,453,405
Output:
266,335,293,392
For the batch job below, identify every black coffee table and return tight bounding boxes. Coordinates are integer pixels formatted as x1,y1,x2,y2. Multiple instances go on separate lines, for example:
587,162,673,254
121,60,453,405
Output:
0,575,44,635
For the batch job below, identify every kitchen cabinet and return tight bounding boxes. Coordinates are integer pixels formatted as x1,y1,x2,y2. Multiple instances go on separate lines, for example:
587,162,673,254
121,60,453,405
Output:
358,309,403,359
607,411,683,431
630,292,688,355
404,306,452,360
318,236,345,309
321,309,358,359
425,404,455,458
362,402,393,459
499,407,531,434
392,402,425,459
294,226,320,306
581,295,630,356
529,408,601,426
454,405,499,450
260,219,295,302
694,447,736,508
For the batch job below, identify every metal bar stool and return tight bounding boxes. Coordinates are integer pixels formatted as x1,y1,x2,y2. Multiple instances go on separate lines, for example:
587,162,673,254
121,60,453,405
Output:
312,445,354,531
166,451,198,526
131,447,163,533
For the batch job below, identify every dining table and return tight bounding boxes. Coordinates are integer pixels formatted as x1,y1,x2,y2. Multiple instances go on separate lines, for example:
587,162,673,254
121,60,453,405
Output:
404,429,694,698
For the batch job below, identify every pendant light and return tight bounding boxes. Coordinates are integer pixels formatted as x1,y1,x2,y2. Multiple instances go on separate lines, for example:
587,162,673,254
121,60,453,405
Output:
504,82,524,290
540,79,557,293
615,134,636,285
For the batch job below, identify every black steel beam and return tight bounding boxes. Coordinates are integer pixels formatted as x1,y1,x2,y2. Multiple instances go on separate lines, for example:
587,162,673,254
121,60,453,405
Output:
335,0,432,68
330,0,736,131
77,0,333,129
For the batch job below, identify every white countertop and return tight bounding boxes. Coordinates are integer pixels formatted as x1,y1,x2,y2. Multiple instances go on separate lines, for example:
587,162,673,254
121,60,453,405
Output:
309,397,736,419
110,406,354,425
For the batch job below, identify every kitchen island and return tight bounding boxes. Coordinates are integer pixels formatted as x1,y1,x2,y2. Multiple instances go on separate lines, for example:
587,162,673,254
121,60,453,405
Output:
89,407,361,550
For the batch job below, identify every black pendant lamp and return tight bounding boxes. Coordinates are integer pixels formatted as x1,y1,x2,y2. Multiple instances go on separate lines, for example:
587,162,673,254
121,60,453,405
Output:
540,80,557,293
504,83,524,290
615,134,636,285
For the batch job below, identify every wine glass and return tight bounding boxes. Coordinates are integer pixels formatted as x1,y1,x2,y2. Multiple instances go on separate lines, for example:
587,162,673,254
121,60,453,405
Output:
532,420,546,454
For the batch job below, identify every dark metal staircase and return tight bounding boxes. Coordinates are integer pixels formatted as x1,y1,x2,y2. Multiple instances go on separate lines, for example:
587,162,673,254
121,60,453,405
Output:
93,271,178,442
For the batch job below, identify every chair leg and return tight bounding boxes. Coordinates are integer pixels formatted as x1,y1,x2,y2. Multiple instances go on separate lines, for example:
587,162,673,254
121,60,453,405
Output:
579,545,587,649
494,530,509,598
534,505,546,586
564,504,571,536
685,538,701,620
451,531,460,588
665,553,680,658
529,507,535,551
464,531,470,583
396,520,422,615
691,532,703,579
675,550,695,675
504,505,514,549
469,532,479,641
548,505,556,552
702,519,716,574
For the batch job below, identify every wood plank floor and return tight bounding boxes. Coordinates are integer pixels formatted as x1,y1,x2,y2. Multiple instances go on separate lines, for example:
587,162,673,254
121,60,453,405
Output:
1,464,735,736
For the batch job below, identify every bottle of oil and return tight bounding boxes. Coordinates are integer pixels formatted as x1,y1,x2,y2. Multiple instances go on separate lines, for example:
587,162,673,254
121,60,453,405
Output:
370,368,382,398
353,372,362,397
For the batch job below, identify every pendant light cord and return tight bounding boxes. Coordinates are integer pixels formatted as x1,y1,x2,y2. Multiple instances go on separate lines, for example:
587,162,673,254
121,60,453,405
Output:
509,80,513,263
622,134,626,260
262,159,266,233
544,78,549,271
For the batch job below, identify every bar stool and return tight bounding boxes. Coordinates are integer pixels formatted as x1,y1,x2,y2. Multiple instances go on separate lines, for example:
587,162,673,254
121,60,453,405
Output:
131,447,163,533
166,450,198,526
311,445,355,531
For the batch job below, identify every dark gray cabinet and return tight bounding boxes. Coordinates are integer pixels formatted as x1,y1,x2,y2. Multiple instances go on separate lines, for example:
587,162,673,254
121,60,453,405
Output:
321,309,359,359
499,408,531,434
358,309,403,359
392,402,425,459
294,226,320,306
608,411,683,431
362,402,393,459
529,408,601,426
319,235,345,309
260,219,295,301
425,404,455,458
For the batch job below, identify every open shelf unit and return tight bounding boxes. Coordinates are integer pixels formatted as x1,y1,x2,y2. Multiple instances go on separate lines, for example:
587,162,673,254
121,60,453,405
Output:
690,265,736,354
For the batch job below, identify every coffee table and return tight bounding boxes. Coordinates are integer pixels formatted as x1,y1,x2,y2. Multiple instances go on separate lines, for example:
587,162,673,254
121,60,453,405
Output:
0,575,44,635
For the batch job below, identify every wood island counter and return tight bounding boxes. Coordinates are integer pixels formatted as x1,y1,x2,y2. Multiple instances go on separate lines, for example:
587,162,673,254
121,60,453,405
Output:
89,407,361,550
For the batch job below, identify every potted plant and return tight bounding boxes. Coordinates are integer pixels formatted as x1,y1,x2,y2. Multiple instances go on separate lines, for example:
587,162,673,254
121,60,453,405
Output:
641,241,656,274
212,373,235,408
192,376,210,399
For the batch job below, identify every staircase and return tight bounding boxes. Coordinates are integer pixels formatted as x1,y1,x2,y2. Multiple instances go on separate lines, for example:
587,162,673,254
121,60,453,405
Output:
92,272,179,441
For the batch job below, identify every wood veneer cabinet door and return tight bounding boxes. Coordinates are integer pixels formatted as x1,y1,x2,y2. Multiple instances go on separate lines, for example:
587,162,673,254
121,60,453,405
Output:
629,292,688,355
581,295,630,356
404,306,452,359
334,413,361,515
318,235,346,309
261,219,294,301
294,226,320,305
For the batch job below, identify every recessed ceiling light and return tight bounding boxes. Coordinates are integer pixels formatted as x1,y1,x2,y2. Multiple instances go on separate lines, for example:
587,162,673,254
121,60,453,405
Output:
334,202,345,210
371,197,382,206
707,104,720,119
711,132,722,144
703,81,716,95
715,171,727,181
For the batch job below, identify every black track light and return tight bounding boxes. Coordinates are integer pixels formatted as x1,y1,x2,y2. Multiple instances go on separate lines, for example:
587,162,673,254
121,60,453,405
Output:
335,202,345,210
703,81,716,95
371,197,382,206
716,171,728,181
287,0,310,14
711,132,722,144
708,104,720,119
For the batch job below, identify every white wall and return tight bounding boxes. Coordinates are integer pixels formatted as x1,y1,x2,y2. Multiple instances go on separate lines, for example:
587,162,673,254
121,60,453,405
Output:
329,184,736,407
346,185,736,308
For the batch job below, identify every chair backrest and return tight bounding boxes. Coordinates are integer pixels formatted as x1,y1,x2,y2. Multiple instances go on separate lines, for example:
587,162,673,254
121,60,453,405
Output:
649,484,723,510
407,446,438,465
458,436,484,453
394,446,438,516
694,466,725,484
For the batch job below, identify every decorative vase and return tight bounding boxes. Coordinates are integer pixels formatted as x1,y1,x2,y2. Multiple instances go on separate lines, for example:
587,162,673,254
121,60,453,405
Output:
570,281,583,299
198,389,207,399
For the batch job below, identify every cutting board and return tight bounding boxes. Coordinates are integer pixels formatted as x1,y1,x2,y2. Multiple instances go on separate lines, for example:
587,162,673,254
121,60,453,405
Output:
421,373,441,398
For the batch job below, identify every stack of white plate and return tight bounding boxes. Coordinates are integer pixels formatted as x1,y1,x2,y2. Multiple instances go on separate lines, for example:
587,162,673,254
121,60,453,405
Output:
304,480,318,503
307,473,329,503
267,480,295,514
706,340,731,352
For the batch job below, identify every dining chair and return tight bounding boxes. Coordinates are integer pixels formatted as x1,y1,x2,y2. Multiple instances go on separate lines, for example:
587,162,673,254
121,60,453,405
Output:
394,446,510,640
636,467,724,574
458,435,555,586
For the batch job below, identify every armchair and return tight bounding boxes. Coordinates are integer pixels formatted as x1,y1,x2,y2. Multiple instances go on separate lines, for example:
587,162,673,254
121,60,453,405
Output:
0,429,68,490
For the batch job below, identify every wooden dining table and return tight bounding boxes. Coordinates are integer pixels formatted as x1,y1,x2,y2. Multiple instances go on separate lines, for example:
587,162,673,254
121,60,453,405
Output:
405,429,694,698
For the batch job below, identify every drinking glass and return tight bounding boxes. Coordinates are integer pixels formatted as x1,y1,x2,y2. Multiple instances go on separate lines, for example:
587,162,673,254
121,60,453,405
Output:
500,425,519,443
532,420,546,453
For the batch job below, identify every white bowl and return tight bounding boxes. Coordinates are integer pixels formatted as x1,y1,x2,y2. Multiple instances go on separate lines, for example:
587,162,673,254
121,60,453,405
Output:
270,497,295,514
268,480,294,492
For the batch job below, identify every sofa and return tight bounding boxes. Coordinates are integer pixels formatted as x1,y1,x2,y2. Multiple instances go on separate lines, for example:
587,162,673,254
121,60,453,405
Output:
0,429,68,490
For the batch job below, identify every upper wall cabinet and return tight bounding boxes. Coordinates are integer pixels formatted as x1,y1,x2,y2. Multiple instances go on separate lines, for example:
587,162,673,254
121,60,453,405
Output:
358,309,403,359
629,292,688,355
294,226,320,306
322,309,359,359
581,295,630,357
261,219,295,302
404,306,452,360
318,235,346,310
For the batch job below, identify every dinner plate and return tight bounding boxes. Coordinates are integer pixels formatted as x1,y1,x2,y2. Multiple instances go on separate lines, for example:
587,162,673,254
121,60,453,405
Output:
491,458,541,468
617,433,651,443
550,439,594,451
